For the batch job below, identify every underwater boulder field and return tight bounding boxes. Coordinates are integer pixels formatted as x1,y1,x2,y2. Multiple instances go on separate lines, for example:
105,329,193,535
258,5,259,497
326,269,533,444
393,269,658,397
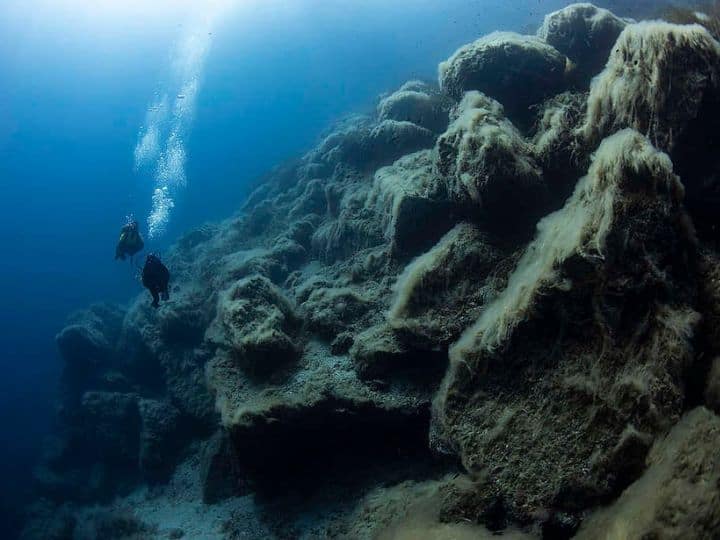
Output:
15,1,720,539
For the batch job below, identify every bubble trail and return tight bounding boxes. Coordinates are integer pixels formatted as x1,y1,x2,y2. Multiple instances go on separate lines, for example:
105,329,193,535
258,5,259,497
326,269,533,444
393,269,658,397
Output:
134,2,232,239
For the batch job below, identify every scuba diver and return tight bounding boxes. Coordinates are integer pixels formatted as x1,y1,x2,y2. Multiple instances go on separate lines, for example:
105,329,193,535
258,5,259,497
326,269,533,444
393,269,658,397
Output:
115,218,145,261
142,253,170,308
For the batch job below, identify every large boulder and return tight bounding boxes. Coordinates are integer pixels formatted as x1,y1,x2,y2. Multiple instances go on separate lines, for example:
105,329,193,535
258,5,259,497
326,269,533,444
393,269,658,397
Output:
433,130,699,526
377,83,451,133
435,92,549,234
365,120,436,167
55,325,112,372
388,222,505,345
349,324,446,382
532,91,588,199
583,21,720,153
705,357,720,414
225,390,431,492
207,275,301,378
301,285,373,339
55,304,126,398
538,3,628,85
310,116,436,171
578,407,720,539
439,32,567,125
365,150,455,259
581,21,720,238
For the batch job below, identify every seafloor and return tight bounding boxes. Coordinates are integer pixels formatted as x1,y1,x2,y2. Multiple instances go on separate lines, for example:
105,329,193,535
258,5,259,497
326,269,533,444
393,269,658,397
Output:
21,3,720,539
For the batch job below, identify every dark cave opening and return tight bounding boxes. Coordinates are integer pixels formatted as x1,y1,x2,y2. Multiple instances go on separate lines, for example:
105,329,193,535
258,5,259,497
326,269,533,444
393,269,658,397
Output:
229,397,448,500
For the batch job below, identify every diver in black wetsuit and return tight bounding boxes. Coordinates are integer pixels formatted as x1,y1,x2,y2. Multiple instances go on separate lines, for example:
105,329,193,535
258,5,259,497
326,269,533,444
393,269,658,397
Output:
141,254,170,308
115,218,144,261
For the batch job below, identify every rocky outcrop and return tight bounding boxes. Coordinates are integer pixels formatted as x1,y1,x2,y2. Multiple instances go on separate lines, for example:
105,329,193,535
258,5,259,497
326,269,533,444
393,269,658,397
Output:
207,274,301,378
532,91,588,198
439,32,568,125
26,5,720,539
435,92,549,234
377,82,452,133
582,19,720,245
538,3,629,86
388,222,506,346
199,430,243,504
578,407,720,539
583,21,720,153
138,399,183,481
432,129,699,527
310,116,436,172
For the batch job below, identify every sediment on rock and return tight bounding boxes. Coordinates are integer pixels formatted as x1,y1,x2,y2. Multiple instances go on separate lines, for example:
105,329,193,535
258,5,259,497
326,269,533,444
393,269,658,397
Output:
538,3,628,87
582,19,720,245
435,91,550,236
577,407,720,539
433,129,699,526
26,4,720,538
439,32,568,127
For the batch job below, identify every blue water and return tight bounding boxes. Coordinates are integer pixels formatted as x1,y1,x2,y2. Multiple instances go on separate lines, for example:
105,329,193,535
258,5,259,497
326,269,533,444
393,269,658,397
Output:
0,0,653,535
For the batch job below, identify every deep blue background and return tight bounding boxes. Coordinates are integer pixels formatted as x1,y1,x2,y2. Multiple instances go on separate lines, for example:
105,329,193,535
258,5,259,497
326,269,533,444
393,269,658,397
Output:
0,0,670,534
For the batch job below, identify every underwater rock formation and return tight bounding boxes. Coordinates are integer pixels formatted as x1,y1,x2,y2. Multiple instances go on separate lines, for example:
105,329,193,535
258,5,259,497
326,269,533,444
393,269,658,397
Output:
377,81,452,134
439,32,567,125
388,222,506,346
583,21,720,152
433,128,699,526
24,3,720,539
582,20,720,241
538,3,629,86
207,274,301,378
577,407,720,539
435,91,549,234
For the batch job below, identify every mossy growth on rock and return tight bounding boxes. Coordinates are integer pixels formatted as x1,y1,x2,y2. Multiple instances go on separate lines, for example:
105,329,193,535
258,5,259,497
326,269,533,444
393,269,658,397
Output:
538,3,629,86
208,274,301,378
582,21,720,153
439,32,568,126
29,4,720,538
433,130,699,525
661,1,720,39
435,91,549,235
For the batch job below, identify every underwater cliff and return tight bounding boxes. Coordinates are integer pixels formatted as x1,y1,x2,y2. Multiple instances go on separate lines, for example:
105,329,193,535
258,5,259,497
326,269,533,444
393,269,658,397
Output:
19,2,720,539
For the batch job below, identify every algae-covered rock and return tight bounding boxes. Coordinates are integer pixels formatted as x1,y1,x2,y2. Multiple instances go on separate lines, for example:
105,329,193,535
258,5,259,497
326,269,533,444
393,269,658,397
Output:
705,357,720,413
208,275,301,377
583,21,720,153
378,83,451,133
33,3,720,535
55,305,126,397
311,116,436,172
365,120,436,167
433,130,699,524
439,32,567,124
435,92,548,233
301,285,373,338
578,407,720,539
79,391,141,466
389,222,504,345
349,325,405,380
538,3,628,85
366,150,455,259
532,91,588,198
226,391,431,491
